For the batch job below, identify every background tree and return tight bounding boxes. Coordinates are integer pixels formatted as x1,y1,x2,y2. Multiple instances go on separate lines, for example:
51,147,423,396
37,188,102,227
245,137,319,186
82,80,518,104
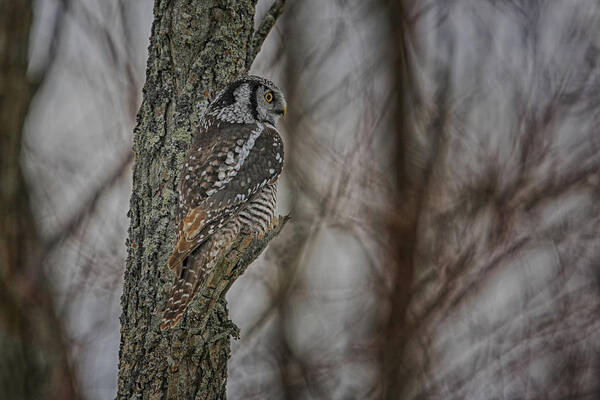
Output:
0,0,77,398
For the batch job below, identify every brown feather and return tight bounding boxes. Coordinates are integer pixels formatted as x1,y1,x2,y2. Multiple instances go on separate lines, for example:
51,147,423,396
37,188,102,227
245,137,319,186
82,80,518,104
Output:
167,207,208,272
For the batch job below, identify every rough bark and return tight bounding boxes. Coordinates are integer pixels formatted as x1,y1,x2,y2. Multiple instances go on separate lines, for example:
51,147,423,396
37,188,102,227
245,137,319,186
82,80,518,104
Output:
116,1,286,398
0,0,78,398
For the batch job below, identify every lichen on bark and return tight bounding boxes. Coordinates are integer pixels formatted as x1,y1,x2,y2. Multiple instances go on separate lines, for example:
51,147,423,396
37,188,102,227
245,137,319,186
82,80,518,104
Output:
116,1,285,398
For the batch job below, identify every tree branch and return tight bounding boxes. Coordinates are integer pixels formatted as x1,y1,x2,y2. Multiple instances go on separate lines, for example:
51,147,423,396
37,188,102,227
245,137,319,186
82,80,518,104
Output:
179,216,290,331
247,0,286,69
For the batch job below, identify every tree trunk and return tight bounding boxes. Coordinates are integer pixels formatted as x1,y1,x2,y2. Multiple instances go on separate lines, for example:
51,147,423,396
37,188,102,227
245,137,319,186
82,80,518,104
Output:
116,1,286,398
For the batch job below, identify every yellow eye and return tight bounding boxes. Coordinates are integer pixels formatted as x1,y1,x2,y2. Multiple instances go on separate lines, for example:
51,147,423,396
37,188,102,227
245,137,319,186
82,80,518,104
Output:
265,91,274,103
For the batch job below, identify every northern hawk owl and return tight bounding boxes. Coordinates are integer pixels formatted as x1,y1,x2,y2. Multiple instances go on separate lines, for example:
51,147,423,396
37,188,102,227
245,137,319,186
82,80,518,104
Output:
160,75,286,330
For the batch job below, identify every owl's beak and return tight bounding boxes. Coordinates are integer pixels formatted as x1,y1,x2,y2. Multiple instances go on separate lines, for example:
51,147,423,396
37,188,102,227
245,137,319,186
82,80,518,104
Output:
275,105,287,118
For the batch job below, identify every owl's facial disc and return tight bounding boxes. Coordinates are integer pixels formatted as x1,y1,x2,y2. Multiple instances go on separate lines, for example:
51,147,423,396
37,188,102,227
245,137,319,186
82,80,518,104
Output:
255,84,287,125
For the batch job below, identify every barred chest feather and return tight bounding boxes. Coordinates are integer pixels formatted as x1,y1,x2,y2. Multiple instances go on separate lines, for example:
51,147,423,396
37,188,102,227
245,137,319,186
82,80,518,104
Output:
238,182,278,235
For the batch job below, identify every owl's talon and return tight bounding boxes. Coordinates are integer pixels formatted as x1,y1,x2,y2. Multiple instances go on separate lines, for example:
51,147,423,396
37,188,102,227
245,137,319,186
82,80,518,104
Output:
267,217,278,231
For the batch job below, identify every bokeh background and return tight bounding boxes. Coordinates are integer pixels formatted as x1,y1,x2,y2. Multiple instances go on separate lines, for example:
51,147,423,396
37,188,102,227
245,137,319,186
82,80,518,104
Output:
16,0,600,398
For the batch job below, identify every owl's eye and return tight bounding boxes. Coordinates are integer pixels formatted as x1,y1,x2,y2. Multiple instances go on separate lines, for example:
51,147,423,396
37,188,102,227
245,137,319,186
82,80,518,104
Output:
265,91,274,103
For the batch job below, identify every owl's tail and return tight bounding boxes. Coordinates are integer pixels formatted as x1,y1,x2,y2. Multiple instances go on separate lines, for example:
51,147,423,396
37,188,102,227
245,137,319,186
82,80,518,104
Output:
160,218,241,330
160,245,209,330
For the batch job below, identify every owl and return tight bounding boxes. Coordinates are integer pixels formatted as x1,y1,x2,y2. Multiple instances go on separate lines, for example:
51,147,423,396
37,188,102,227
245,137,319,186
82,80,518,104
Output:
160,75,287,330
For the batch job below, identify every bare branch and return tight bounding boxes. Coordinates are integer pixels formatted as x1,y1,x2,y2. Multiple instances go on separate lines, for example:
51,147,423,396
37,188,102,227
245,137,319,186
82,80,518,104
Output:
185,216,290,331
247,0,286,69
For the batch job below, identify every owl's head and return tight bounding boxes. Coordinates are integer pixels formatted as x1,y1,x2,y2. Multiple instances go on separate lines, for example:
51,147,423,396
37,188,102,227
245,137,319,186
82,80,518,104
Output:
208,75,287,126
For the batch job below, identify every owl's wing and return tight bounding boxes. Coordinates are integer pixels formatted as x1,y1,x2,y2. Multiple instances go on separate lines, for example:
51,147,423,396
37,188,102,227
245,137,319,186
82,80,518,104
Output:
168,122,284,271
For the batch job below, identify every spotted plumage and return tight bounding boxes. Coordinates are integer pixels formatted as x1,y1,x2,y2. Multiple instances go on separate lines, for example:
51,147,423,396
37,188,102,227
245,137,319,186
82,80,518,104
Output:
161,75,286,330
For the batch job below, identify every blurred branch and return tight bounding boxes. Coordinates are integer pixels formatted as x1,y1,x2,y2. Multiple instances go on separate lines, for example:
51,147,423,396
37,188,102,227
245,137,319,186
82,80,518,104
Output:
242,218,317,342
43,150,133,254
29,0,70,91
